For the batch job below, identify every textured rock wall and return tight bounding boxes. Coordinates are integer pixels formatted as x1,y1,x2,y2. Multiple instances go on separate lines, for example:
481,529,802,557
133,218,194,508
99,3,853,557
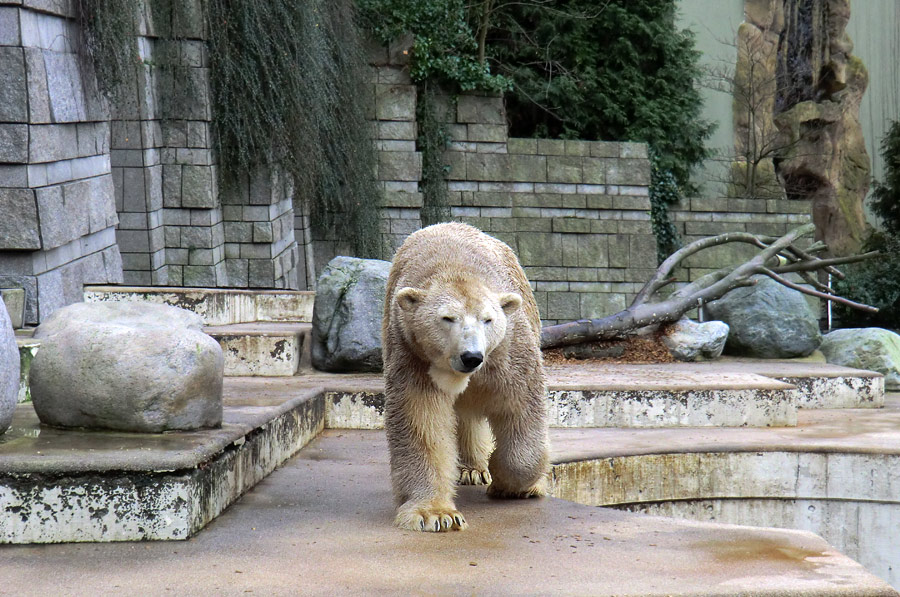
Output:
737,0,870,255
0,0,122,324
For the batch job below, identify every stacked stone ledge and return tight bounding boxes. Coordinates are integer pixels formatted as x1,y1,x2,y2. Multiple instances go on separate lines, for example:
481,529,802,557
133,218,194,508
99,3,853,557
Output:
0,0,122,325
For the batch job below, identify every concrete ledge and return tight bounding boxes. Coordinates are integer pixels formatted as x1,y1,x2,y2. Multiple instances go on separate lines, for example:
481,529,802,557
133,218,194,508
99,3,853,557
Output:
3,428,895,596
84,286,314,325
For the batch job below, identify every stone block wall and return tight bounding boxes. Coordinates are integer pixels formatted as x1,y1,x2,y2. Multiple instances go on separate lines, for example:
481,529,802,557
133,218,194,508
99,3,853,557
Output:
116,3,300,290
368,77,656,324
0,0,122,325
672,197,813,283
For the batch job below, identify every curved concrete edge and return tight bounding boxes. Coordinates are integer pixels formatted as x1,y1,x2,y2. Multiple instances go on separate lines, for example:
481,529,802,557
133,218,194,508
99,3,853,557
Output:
549,436,900,589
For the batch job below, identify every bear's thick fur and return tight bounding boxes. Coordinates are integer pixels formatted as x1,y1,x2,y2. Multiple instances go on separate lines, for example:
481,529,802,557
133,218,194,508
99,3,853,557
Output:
383,222,550,532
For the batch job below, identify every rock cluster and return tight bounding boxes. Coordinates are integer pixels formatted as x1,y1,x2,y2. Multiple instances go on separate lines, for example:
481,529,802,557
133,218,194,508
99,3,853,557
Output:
820,328,900,390
661,318,730,362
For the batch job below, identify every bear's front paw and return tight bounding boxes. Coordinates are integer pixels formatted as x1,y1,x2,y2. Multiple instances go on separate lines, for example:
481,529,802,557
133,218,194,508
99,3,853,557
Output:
459,467,492,486
486,475,548,499
395,500,468,532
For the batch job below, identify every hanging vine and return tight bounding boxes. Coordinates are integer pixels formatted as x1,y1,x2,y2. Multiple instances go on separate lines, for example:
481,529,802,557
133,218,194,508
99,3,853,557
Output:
77,0,381,259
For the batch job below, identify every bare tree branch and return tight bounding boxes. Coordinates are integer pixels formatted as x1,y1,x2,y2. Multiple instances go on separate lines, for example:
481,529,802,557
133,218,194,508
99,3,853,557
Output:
540,224,878,349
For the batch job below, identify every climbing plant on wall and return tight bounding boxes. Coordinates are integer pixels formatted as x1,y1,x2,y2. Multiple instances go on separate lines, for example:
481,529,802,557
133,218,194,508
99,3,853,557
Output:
206,0,380,258
76,0,381,259
359,0,711,258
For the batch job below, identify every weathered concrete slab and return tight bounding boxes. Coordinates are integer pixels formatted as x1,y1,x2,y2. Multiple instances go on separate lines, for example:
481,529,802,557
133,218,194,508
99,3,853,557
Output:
549,394,900,589
84,285,314,325
0,428,896,596
0,381,323,542
205,322,307,377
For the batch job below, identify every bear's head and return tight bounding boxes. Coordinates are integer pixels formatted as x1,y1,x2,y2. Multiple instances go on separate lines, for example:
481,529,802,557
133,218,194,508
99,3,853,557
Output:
395,276,521,390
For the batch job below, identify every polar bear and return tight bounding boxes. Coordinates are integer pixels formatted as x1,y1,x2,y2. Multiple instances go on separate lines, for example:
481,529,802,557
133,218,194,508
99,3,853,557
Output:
382,222,550,532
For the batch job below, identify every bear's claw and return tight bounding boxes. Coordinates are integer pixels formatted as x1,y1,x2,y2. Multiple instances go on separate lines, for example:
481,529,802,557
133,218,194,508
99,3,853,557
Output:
486,475,548,499
396,502,468,532
459,468,492,486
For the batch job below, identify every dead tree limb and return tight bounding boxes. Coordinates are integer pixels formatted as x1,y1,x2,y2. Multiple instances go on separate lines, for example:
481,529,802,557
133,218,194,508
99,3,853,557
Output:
540,223,879,349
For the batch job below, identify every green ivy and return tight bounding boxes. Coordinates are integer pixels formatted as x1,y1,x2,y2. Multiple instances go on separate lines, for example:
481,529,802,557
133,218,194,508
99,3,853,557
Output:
835,121,900,330
416,85,452,227
357,0,510,93
490,0,714,194
870,120,900,237
649,152,683,264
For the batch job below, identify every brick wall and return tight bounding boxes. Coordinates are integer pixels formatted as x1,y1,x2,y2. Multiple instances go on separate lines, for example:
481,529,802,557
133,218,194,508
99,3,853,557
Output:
366,49,813,324
0,1,122,324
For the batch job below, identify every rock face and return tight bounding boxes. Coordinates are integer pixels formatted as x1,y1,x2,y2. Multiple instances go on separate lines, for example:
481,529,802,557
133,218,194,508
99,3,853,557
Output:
820,328,900,390
0,299,19,434
706,276,822,358
312,257,391,372
661,318,730,362
775,0,869,255
30,302,224,432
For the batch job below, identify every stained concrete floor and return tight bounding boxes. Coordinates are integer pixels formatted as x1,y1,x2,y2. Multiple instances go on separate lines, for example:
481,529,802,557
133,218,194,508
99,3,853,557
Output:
1,428,897,597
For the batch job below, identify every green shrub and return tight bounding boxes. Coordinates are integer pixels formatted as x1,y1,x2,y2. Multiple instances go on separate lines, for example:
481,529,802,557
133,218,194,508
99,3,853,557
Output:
833,234,900,330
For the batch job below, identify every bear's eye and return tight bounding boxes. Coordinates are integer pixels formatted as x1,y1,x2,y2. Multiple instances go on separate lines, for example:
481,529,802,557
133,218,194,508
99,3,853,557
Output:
442,316,456,323
483,318,493,324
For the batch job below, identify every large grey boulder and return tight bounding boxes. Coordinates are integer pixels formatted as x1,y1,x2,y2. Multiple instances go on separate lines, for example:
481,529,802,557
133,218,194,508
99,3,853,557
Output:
312,256,391,372
820,328,900,390
30,302,223,432
661,318,730,362
706,276,822,358
0,299,19,434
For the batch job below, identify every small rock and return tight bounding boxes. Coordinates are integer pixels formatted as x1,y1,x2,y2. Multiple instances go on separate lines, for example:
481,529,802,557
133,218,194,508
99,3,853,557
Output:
706,276,822,358
30,302,223,432
312,256,391,372
820,328,900,390
0,299,19,434
661,318,730,362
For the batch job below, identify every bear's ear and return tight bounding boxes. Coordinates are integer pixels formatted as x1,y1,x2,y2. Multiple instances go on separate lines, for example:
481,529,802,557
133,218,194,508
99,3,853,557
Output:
498,292,522,315
396,287,426,312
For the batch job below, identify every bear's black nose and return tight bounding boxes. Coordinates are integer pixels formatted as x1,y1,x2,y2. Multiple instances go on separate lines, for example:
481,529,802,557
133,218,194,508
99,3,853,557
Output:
460,351,484,371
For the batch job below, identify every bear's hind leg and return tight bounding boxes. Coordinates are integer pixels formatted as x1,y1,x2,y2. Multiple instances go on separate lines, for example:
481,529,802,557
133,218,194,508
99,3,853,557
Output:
456,408,493,486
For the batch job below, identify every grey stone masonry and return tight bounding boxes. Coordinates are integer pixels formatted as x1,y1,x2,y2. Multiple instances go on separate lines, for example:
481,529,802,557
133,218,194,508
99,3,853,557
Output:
110,1,300,293
0,1,123,325
670,196,813,284
366,44,655,324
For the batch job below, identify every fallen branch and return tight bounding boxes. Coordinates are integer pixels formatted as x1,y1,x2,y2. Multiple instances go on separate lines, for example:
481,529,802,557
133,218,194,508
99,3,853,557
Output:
540,223,879,349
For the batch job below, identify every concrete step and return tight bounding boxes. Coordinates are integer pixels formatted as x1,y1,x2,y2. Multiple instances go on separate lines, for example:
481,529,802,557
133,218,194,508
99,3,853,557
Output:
548,393,900,590
83,285,314,325
204,322,312,377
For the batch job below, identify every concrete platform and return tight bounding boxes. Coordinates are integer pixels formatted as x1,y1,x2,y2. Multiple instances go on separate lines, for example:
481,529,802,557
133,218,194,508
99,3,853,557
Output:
315,361,884,429
83,286,314,325
1,428,896,597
